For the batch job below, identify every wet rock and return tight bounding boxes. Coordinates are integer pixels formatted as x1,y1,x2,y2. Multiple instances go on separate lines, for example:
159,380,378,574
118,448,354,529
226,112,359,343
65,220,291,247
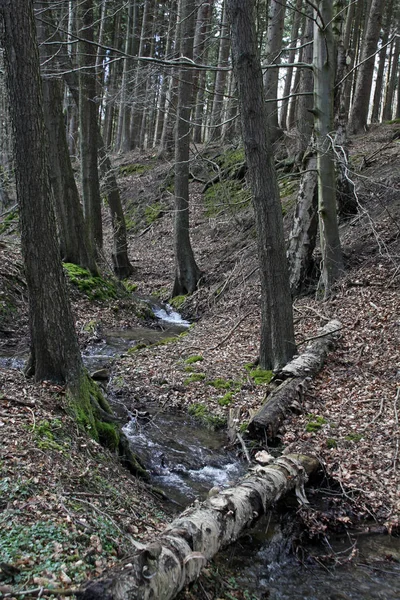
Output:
91,368,110,381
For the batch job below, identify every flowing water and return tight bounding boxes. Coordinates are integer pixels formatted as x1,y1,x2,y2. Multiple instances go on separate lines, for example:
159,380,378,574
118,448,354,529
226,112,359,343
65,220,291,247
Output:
1,303,399,598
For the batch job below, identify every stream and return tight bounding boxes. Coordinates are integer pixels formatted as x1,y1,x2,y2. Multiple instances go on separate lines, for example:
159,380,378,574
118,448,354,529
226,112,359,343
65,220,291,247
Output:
1,302,399,598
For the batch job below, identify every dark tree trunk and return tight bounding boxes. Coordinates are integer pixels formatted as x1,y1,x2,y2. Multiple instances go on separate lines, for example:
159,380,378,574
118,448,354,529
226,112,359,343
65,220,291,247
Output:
209,0,231,141
0,0,82,384
172,0,202,296
263,0,287,141
79,0,103,252
348,0,385,134
227,0,296,370
42,78,97,272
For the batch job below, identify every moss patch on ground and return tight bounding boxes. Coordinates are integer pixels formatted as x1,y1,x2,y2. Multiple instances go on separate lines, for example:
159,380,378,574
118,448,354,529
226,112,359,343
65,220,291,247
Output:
63,263,120,301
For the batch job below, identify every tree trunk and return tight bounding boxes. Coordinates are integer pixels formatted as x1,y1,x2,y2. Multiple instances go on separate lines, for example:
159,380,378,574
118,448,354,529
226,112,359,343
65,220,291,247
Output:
79,0,103,252
294,6,313,159
371,0,394,122
280,0,302,130
263,0,287,141
287,151,318,295
227,0,296,370
382,27,400,121
172,0,202,296
192,0,214,144
314,1,343,297
249,320,342,439
347,0,385,134
42,78,97,272
0,0,82,384
78,453,319,600
209,0,231,141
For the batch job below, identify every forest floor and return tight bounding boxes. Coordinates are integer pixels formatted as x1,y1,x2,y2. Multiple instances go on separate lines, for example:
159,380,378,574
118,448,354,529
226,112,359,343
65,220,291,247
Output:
0,123,399,598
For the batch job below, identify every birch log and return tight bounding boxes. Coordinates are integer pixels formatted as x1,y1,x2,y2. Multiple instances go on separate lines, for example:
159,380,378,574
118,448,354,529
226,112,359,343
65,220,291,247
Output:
249,320,342,439
78,454,319,600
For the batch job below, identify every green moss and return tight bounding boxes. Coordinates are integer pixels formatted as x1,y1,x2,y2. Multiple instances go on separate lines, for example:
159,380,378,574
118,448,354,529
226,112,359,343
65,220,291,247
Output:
239,421,249,433
188,403,226,430
184,373,206,384
35,419,65,451
144,202,163,224
170,294,187,309
217,147,245,172
218,391,234,406
0,208,18,235
185,355,203,365
204,180,250,217
326,438,337,449
345,433,363,443
306,414,327,433
119,163,152,176
247,368,273,385
123,281,138,293
208,377,232,390
386,118,400,124
63,263,118,301
97,422,120,451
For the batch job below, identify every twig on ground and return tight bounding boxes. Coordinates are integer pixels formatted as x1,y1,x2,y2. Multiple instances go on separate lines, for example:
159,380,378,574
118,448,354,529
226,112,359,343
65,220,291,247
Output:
206,310,253,351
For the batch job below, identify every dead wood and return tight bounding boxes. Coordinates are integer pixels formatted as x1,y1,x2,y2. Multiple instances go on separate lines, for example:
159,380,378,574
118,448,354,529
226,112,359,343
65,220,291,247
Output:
249,320,342,439
77,454,319,600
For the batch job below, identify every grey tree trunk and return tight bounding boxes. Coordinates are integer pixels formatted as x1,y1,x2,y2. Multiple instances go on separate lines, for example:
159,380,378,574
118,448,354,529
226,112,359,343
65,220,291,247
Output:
287,151,318,295
314,1,343,296
250,320,342,439
227,0,296,370
382,27,400,121
209,0,231,141
294,6,313,159
0,0,83,384
192,0,214,144
371,0,394,122
347,0,385,133
280,0,302,130
79,0,103,252
42,79,97,272
172,0,202,296
263,0,287,141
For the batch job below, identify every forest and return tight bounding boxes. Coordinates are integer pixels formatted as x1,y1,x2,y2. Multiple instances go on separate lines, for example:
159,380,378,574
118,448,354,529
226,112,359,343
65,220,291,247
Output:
0,0,399,598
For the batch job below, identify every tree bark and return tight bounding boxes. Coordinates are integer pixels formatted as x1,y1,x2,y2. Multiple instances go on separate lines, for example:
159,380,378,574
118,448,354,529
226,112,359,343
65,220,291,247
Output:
227,0,296,370
209,0,231,141
249,320,342,439
347,0,385,134
371,0,395,122
0,0,82,383
280,0,302,130
42,78,97,272
263,0,287,141
382,27,400,122
313,1,343,296
78,453,319,600
79,0,103,252
172,0,202,296
287,151,318,295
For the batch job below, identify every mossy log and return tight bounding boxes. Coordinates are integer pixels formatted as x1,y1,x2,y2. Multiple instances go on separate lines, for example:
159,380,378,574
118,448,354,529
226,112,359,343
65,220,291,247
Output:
78,453,319,600
249,319,342,439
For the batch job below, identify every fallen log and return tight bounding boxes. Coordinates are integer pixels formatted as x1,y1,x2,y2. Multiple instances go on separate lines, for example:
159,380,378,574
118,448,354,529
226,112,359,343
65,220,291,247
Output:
249,319,342,439
78,453,319,600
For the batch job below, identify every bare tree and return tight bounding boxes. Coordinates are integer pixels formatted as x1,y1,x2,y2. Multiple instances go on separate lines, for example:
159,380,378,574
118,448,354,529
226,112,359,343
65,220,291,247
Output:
172,0,202,296
227,0,296,370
